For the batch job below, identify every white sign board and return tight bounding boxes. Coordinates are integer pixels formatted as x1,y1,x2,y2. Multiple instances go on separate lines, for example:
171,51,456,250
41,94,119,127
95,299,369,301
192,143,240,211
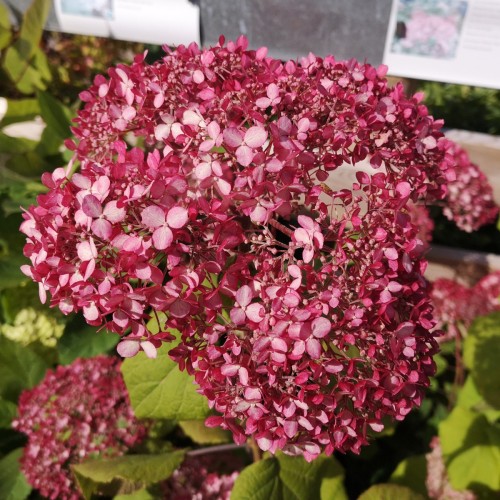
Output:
54,0,200,46
383,0,500,89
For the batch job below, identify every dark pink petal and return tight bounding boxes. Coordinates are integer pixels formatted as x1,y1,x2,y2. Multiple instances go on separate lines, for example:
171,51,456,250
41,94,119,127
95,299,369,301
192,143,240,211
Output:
82,195,103,218
166,206,188,229
170,299,190,318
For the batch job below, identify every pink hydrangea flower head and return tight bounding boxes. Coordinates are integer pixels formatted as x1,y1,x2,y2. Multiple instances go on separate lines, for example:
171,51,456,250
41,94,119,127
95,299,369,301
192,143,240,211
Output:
12,356,148,500
21,36,498,460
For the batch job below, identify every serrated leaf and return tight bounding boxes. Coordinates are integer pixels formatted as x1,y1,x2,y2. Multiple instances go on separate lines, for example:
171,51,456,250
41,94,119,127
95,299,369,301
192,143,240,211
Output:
121,340,210,421
72,451,186,499
58,322,119,365
179,420,231,445
439,406,500,491
230,453,346,500
464,312,500,408
0,448,32,500
0,99,40,128
0,397,18,428
389,455,427,497
0,335,47,402
358,484,425,500
37,91,73,140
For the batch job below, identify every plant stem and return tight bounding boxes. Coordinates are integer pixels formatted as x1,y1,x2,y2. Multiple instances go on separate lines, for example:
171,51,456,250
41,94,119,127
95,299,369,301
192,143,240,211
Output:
248,437,263,462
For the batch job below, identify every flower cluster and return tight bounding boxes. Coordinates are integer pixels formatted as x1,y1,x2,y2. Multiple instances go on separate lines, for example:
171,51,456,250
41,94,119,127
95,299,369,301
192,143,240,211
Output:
1,307,64,347
20,36,496,460
441,139,498,232
426,437,476,499
12,356,148,499
431,272,500,342
161,454,241,500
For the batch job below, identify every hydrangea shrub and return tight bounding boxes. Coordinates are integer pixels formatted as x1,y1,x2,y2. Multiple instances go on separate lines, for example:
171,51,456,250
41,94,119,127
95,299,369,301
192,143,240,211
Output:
12,356,148,499
19,35,498,461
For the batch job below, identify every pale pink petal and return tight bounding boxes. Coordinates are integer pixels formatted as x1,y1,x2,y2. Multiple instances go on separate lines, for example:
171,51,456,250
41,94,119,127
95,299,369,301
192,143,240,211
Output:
211,161,223,177
216,178,231,195
312,317,331,338
256,97,271,109
306,338,322,359
302,247,314,263
166,206,188,229
313,232,324,249
193,70,205,84
238,367,249,385
77,240,97,261
91,218,112,240
236,285,253,307
221,364,240,377
236,145,254,166
293,227,310,246
72,173,91,189
256,435,272,451
154,93,164,108
246,303,264,322
113,310,129,329
103,201,126,223
230,307,246,325
207,121,220,138
250,205,267,224
223,128,243,147
284,420,298,438
93,176,110,197
82,194,103,218
122,106,136,121
141,205,166,228
298,215,315,230
396,181,411,198
271,337,288,352
244,126,267,148
83,303,99,321
38,283,47,304
117,340,140,358
267,83,279,99
199,139,215,152
155,123,171,141
140,341,158,359
152,226,173,250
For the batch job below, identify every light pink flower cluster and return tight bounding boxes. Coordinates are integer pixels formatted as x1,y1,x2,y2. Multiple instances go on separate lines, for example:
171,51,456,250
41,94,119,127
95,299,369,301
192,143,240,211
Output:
431,272,500,342
12,356,148,500
441,139,498,232
161,454,240,500
21,35,493,460
426,437,476,499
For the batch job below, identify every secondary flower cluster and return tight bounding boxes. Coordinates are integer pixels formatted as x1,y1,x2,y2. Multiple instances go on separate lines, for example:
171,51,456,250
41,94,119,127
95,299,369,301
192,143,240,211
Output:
441,139,498,232
161,454,240,499
12,356,148,500
426,437,476,499
19,36,496,459
431,272,500,342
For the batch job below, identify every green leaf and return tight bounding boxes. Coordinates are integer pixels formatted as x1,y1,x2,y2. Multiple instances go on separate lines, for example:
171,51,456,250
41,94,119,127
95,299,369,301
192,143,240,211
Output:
389,455,427,497
0,398,18,428
230,453,347,500
58,322,119,365
0,99,40,128
72,451,186,499
358,484,425,500
464,312,500,408
0,2,12,50
0,448,32,500
2,0,52,94
0,335,47,402
114,489,155,500
121,340,210,421
37,91,73,139
456,376,500,423
439,406,500,491
0,133,37,154
179,420,232,445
